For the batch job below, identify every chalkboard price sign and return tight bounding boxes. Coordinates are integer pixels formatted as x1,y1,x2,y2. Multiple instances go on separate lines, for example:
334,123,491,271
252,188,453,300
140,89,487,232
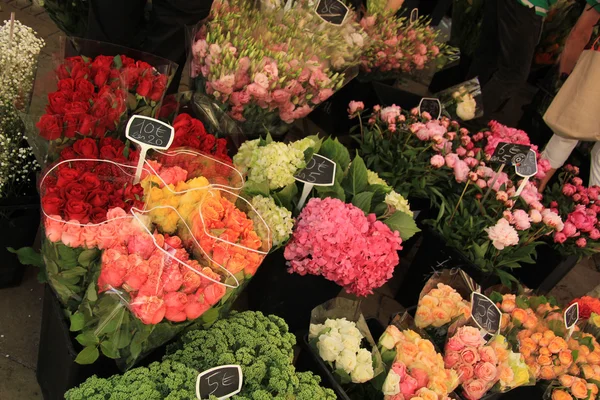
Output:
126,115,174,150
489,142,531,166
564,303,579,330
196,365,243,400
471,292,501,335
295,154,336,186
418,98,442,120
515,149,538,178
315,0,349,25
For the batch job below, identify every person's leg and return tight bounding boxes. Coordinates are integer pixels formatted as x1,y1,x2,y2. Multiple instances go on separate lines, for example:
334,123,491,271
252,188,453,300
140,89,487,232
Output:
589,142,600,187
144,0,214,93
467,0,499,86
538,134,579,191
480,0,543,127
86,0,146,48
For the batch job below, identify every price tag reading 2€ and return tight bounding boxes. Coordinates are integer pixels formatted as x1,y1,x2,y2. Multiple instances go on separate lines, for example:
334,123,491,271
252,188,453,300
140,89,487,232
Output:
295,154,336,210
126,115,174,184
196,365,243,400
471,292,502,336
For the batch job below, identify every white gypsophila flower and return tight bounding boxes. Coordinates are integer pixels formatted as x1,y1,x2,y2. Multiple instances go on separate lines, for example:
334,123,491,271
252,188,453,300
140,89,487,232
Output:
385,191,413,217
250,195,294,246
0,19,44,198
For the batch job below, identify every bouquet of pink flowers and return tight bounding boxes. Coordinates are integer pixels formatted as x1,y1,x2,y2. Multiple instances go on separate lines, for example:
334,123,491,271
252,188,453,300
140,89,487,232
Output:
358,12,456,81
191,0,365,136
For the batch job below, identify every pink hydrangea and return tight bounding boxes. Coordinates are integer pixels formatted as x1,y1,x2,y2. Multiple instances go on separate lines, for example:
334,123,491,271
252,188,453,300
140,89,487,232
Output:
284,197,402,296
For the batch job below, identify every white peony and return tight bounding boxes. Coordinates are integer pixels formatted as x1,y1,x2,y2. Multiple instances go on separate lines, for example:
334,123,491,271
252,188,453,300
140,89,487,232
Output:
382,370,401,395
317,333,344,362
456,98,477,121
335,348,358,374
351,359,375,383
356,348,373,364
309,323,325,339
340,333,361,353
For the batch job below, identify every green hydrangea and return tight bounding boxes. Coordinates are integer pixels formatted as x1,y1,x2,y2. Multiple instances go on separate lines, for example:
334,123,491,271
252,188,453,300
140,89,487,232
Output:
385,191,413,217
250,195,294,246
366,169,390,187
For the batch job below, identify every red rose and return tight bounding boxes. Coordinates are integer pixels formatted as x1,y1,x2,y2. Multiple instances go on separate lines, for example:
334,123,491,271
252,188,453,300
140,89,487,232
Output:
136,77,153,97
92,55,114,70
106,108,123,129
70,62,89,80
109,195,126,210
36,114,63,140
94,163,113,178
121,55,135,67
74,78,95,95
62,182,88,201
187,136,202,149
56,167,80,187
99,145,120,160
63,114,79,138
57,78,75,92
93,68,110,87
128,148,139,162
92,124,107,138
78,114,95,136
101,181,114,194
73,138,99,158
122,66,140,88
136,60,153,70
41,194,64,215
157,96,178,119
64,200,91,223
90,97,112,118
71,90,94,103
216,138,228,154
60,147,78,161
87,189,109,208
149,75,168,102
46,91,71,114
201,135,216,151
63,101,90,115
78,172,101,190
57,65,70,80
90,207,107,224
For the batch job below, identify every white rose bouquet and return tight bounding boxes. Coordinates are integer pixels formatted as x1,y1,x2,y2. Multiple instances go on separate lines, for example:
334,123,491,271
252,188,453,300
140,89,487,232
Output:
308,298,385,389
434,77,484,122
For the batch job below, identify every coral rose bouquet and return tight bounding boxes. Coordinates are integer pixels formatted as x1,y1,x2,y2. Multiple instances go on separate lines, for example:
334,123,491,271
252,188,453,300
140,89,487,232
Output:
543,166,600,257
309,298,385,395
358,11,456,81
191,0,365,136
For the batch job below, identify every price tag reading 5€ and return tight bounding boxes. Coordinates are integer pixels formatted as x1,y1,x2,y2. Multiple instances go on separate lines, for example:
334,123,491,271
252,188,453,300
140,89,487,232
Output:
196,365,243,400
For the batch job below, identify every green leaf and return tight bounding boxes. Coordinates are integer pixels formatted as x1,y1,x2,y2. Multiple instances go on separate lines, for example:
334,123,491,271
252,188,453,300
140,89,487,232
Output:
113,55,123,69
572,350,579,362
381,349,396,365
244,180,270,197
495,269,518,288
76,332,99,346
489,292,503,304
384,211,421,241
516,296,530,309
74,346,99,365
352,192,373,214
319,138,351,171
334,368,352,385
8,247,44,268
100,341,119,359
272,183,298,211
341,153,368,196
61,266,87,279
70,313,85,332
201,308,220,327
86,283,98,303
78,249,99,267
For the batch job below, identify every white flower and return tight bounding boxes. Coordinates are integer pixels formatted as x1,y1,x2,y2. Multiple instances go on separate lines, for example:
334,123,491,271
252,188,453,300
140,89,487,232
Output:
379,331,396,350
456,98,477,121
385,191,413,217
309,323,325,339
382,370,401,395
340,333,361,353
356,348,372,364
335,348,357,374
351,357,374,383
317,333,344,362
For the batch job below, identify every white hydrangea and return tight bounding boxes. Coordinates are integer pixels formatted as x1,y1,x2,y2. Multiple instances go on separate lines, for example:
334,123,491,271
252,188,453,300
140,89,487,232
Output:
0,19,44,198
385,191,413,217
366,169,389,187
250,195,294,246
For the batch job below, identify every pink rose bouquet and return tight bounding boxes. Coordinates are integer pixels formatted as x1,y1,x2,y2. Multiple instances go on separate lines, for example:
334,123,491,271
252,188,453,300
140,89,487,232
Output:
444,326,501,399
191,0,365,136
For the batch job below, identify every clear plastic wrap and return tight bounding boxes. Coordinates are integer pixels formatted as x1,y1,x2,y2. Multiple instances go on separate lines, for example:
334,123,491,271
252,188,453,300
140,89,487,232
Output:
189,0,363,136
414,269,474,350
433,78,483,122
376,313,460,400
38,138,272,370
308,298,385,388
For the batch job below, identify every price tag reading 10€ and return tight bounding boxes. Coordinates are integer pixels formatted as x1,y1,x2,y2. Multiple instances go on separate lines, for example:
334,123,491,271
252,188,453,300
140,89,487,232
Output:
126,115,175,184
295,154,337,210
196,365,243,400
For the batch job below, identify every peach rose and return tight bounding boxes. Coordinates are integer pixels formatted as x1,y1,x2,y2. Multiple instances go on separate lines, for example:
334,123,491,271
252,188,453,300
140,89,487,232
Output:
462,378,488,400
560,350,574,366
61,221,84,248
552,389,574,400
474,361,497,382
415,306,434,327
539,366,556,380
45,216,64,242
479,347,498,365
560,375,576,388
416,388,438,400
523,316,538,330
543,330,557,340
512,308,528,323
548,337,568,354
499,364,514,384
421,295,440,308
582,365,595,379
399,341,419,359
445,351,461,368
539,347,551,357
457,327,485,348
589,383,599,395
501,298,516,313
447,336,466,352
431,307,451,327
456,364,474,382
588,352,600,364
132,295,166,325
537,355,553,366
531,332,543,344
569,364,581,376
572,379,590,399
461,347,480,365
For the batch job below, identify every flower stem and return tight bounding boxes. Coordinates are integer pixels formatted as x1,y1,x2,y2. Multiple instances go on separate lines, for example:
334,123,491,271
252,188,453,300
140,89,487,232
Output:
449,180,471,223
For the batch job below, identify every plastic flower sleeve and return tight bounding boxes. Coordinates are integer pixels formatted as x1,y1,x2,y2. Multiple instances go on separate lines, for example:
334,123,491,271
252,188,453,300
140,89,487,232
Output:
308,297,385,386
434,77,484,122
376,313,460,400
414,268,475,350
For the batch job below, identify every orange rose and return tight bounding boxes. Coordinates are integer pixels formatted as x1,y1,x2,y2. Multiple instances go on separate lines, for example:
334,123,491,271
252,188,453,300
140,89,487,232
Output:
521,337,537,349
537,355,553,366
529,362,541,379
569,364,581,376
531,332,543,344
540,338,551,347
560,350,574,366
501,298,516,313
544,330,557,340
540,347,552,357
571,379,589,399
560,375,576,388
512,308,529,323
501,314,510,330
589,383,599,395
580,346,591,358
518,329,533,341
581,364,595,379
549,337,568,354
588,352,600,365
540,365,557,380
552,389,574,400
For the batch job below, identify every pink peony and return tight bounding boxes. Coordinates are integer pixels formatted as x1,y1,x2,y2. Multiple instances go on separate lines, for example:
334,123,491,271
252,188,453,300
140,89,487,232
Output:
576,237,587,248
568,205,597,232
456,147,467,157
554,232,567,244
529,209,542,223
430,155,445,168
485,218,519,250
348,101,364,115
496,191,508,202
453,160,470,183
542,209,564,231
590,229,600,240
476,179,487,188
562,222,579,238
380,105,402,124
563,184,577,197
512,209,531,230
